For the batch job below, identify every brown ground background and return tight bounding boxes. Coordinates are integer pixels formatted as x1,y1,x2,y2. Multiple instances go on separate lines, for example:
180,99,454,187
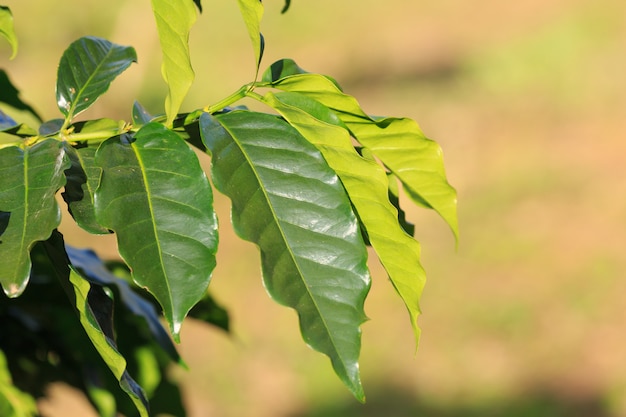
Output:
3,0,626,415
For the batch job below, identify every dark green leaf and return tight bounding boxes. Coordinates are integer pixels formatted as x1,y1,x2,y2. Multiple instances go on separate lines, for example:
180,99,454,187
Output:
56,36,137,120
0,140,69,297
66,245,181,363
200,111,370,401
192,0,202,12
0,6,17,59
150,0,197,126
94,123,218,341
188,292,229,332
262,66,458,240
257,91,427,345
0,69,42,122
62,144,109,234
281,0,291,14
236,0,264,73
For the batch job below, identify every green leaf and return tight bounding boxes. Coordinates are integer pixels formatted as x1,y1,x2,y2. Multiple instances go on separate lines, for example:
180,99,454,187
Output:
0,69,41,123
262,61,459,240
62,144,109,234
236,0,264,73
66,245,182,363
0,6,17,59
281,0,292,14
200,111,370,401
257,91,427,345
150,0,197,126
94,123,218,341
0,139,69,298
0,350,38,417
42,231,149,417
56,36,137,121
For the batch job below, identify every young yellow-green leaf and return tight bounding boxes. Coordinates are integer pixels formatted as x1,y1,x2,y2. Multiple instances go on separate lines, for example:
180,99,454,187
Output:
56,37,137,121
257,91,427,345
150,0,197,126
200,111,370,401
0,351,38,417
236,0,264,73
94,123,218,341
262,61,458,240
0,140,69,298
0,6,17,59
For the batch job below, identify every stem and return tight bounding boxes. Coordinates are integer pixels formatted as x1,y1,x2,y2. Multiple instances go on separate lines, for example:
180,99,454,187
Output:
204,84,251,114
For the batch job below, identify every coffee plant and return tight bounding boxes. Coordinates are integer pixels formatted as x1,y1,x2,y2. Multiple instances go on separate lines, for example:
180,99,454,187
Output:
0,1,457,416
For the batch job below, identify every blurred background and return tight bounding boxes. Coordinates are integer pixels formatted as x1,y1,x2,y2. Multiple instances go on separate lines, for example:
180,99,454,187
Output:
3,0,626,416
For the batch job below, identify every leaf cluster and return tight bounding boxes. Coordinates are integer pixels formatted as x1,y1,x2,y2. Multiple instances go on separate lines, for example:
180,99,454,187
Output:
0,1,456,415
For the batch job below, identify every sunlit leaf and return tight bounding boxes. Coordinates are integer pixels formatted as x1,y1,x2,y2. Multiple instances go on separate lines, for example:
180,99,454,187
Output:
0,351,38,417
236,0,264,73
261,60,458,240
0,6,17,59
150,0,197,126
0,140,69,298
257,91,427,345
200,111,370,401
94,123,218,341
56,36,137,120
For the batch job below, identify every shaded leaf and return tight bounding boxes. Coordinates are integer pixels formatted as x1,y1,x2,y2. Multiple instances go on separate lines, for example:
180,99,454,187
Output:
56,36,137,120
132,101,154,128
0,69,42,123
62,144,109,234
258,91,427,345
0,6,17,59
200,111,370,401
0,140,69,298
236,0,264,73
42,232,149,417
39,119,64,136
261,61,458,240
150,0,197,126
94,123,218,341
66,245,181,363
188,292,229,332
192,0,202,13
0,109,16,130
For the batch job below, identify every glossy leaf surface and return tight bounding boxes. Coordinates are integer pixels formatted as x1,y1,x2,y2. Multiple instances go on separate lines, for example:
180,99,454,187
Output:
262,61,458,239
56,36,137,120
150,0,197,126
200,111,370,400
0,6,17,59
0,140,69,297
259,91,427,344
94,123,218,340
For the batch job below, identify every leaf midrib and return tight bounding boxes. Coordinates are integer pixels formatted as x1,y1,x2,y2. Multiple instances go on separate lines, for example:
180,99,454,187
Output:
219,120,350,373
